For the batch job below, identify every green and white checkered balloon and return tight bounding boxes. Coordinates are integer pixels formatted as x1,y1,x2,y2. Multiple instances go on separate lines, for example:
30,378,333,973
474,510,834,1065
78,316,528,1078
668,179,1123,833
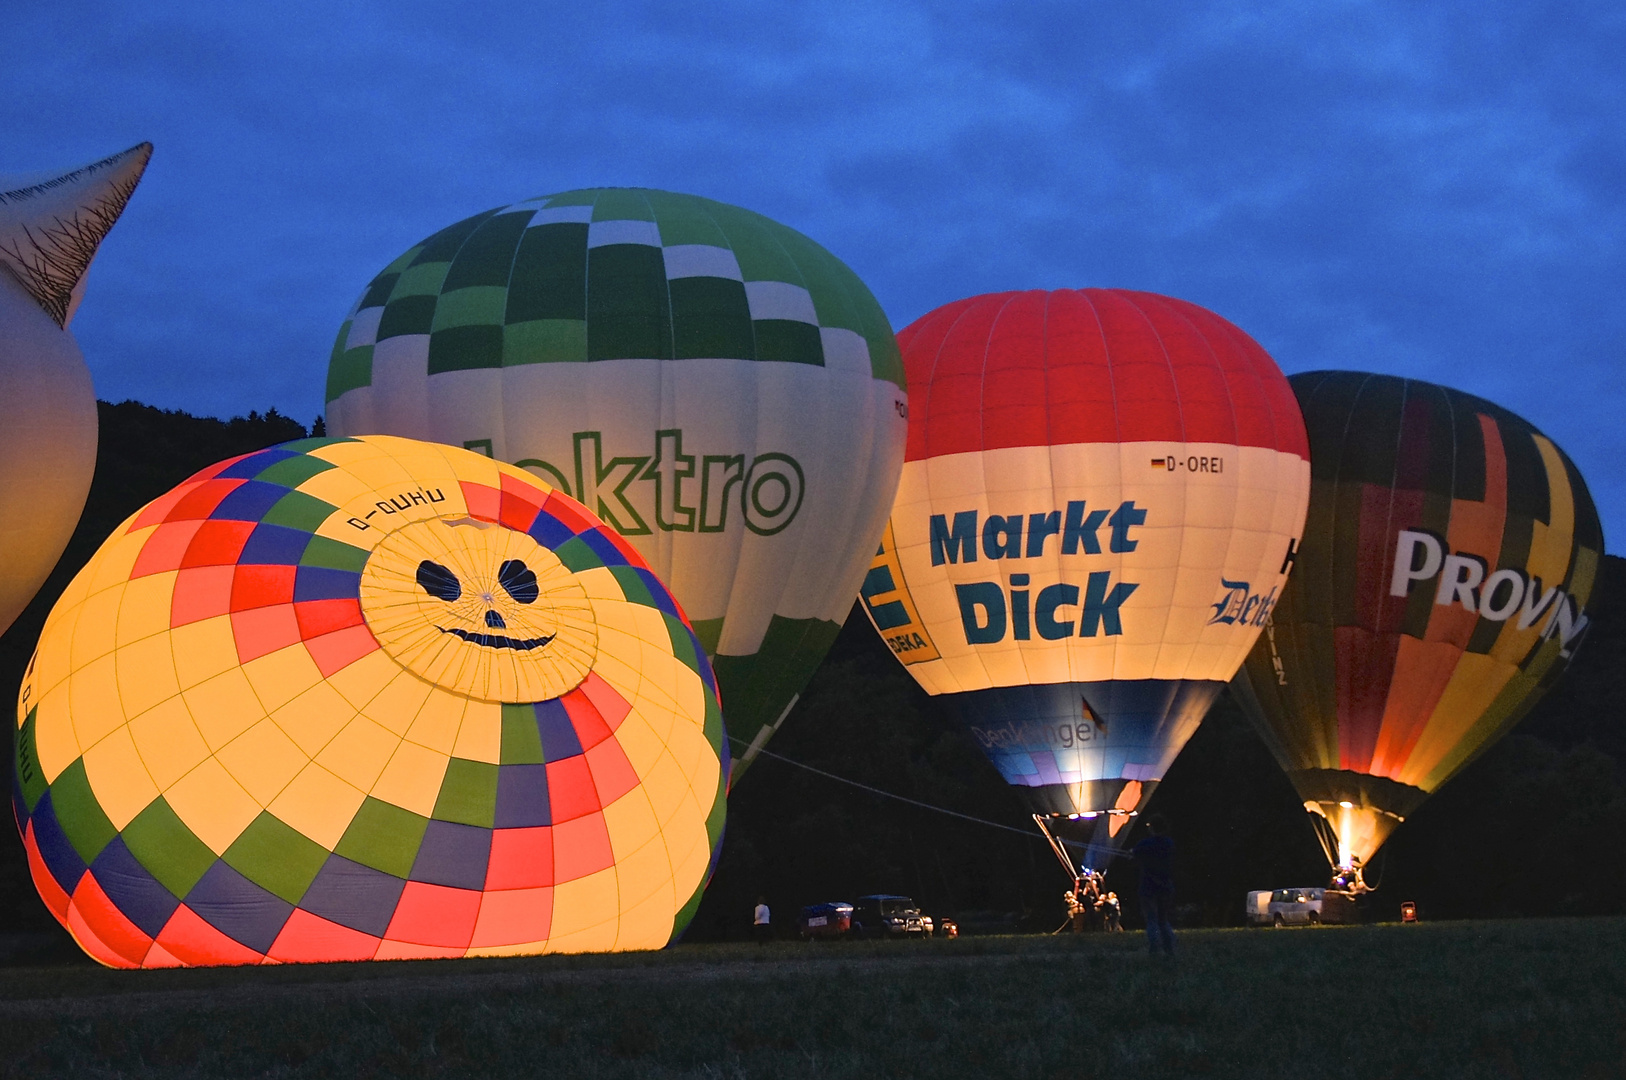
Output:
325,188,908,779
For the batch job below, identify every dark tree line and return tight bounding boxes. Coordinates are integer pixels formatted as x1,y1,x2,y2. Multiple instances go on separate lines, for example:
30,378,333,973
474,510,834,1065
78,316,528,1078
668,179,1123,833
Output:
0,401,1619,955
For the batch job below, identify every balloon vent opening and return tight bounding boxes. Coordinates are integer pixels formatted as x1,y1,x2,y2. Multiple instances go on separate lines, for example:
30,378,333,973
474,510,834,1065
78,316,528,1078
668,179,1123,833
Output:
1290,768,1424,879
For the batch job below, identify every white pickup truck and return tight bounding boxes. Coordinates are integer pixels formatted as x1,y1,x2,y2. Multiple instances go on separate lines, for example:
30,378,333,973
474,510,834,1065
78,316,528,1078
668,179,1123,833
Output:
1245,887,1326,926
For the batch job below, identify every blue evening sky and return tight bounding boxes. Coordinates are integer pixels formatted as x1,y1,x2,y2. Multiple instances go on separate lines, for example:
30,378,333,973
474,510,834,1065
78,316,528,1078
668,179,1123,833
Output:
7,1,1623,545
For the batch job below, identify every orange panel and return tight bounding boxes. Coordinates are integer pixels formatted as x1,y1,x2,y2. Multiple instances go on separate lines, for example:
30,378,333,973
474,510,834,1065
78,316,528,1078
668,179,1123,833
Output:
131,520,205,579
66,898,138,969
373,939,467,961
383,881,481,949
231,605,303,665
294,598,365,639
304,624,381,679
470,886,553,948
585,739,639,806
171,566,235,627
554,813,614,884
562,688,612,749
499,468,546,499
69,874,153,968
547,755,601,822
579,671,632,731
155,904,265,967
488,827,554,890
181,520,256,568
1405,653,1522,790
267,908,382,963
498,489,542,533
1368,638,1466,779
165,478,246,520
230,565,297,612
142,942,185,968
459,481,501,523
129,483,197,531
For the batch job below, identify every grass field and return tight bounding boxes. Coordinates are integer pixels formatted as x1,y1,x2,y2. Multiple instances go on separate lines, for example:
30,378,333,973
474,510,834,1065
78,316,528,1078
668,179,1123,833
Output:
0,918,1620,1079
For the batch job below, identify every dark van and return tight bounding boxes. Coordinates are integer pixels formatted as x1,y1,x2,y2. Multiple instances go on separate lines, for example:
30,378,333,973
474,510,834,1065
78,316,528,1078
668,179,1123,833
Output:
851,895,926,938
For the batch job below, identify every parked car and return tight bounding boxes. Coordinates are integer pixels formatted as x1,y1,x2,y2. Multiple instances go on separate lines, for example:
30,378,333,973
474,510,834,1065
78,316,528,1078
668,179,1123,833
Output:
1245,888,1326,926
851,895,927,938
798,902,853,940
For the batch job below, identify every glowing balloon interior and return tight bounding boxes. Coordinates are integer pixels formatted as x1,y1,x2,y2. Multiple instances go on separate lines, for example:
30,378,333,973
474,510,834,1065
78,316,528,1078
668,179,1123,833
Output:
861,289,1310,868
324,187,907,778
1232,372,1602,883
13,436,727,967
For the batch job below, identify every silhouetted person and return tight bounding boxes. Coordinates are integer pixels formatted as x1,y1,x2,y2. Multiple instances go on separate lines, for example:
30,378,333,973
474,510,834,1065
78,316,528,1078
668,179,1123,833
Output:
753,895,772,944
1066,882,1086,933
1102,891,1122,932
1080,873,1101,931
1131,814,1176,956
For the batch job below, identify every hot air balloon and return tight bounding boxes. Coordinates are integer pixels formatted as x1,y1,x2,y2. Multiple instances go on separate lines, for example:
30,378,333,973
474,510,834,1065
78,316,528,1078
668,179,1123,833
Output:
1231,372,1603,890
858,289,1310,874
13,435,727,967
323,188,907,779
0,143,151,634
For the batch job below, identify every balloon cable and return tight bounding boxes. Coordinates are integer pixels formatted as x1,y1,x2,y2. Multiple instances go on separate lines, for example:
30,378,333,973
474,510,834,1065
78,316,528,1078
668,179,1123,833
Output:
1308,812,1340,870
730,737,1085,849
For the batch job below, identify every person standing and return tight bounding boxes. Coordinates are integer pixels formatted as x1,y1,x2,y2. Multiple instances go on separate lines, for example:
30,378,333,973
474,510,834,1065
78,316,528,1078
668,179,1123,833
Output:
1102,891,1123,932
753,896,772,944
1080,873,1102,932
1131,815,1176,956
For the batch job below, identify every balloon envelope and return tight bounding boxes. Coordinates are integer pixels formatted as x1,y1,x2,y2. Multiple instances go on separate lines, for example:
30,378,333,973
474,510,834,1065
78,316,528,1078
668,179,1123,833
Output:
14,436,727,967
1232,372,1603,874
860,289,1310,865
324,188,907,777
0,143,151,634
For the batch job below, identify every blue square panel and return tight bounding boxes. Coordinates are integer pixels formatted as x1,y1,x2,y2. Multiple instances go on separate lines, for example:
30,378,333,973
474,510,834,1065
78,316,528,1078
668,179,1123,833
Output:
183,860,295,954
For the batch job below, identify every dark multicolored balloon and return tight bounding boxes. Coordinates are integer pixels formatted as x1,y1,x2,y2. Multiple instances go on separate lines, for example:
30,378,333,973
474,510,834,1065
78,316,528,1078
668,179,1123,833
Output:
1232,372,1603,880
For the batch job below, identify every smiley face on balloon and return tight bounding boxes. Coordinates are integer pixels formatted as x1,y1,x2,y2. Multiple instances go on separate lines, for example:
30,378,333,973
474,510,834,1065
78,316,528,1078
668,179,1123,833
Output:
358,513,602,705
415,556,547,645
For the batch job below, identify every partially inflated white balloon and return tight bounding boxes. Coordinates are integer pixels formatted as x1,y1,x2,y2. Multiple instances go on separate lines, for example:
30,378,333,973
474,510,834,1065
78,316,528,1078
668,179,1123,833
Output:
0,142,151,633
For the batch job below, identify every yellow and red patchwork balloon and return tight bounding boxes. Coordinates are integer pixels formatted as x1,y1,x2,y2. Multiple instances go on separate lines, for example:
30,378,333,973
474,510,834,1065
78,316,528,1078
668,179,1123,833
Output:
13,435,727,967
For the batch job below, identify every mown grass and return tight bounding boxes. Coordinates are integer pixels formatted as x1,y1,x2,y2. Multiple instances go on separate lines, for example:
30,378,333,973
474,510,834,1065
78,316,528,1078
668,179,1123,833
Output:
0,918,1621,1079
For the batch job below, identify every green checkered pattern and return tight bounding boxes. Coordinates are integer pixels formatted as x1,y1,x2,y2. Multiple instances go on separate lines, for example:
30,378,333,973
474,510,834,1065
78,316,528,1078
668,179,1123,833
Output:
327,189,903,402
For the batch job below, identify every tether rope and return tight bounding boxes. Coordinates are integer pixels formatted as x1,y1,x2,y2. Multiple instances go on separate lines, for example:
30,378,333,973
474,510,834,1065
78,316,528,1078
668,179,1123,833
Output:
729,736,1089,850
